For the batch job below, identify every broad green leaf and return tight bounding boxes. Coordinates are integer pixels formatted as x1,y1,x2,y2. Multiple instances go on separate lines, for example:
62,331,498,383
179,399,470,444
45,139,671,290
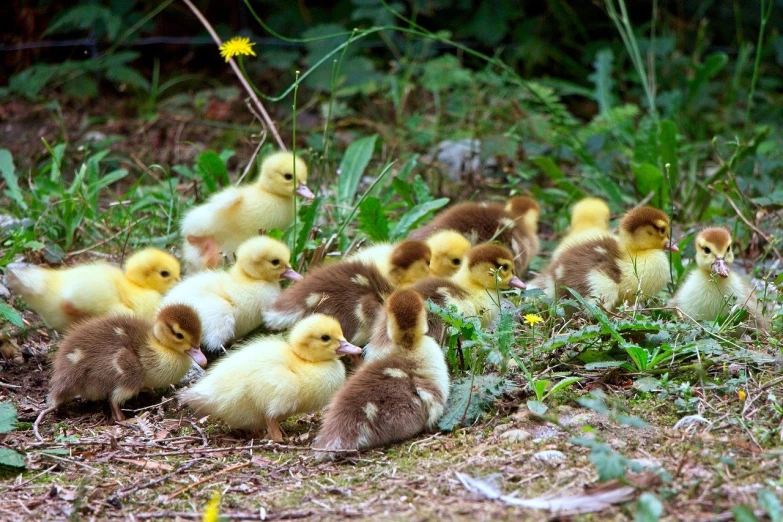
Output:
531,157,583,199
759,489,782,522
197,151,229,192
635,492,663,522
357,197,389,241
633,377,661,392
584,360,626,370
533,380,550,401
390,197,449,240
659,120,679,189
438,375,513,432
541,325,603,352
0,149,26,211
633,116,659,167
0,447,25,469
337,134,378,215
732,506,759,522
626,346,650,371
590,446,626,481
391,177,414,206
0,304,24,329
632,162,668,208
589,49,615,115
549,377,582,396
566,289,624,344
0,403,17,433
527,400,548,415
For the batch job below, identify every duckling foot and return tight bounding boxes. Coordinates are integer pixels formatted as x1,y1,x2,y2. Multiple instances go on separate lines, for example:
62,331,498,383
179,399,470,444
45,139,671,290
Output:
110,401,127,422
265,417,284,442
187,235,221,269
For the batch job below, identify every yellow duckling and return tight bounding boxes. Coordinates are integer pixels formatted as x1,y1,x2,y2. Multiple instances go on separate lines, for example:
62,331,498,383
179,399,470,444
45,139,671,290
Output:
6,248,181,332
34,304,204,439
407,243,526,338
160,236,302,353
551,197,612,260
178,314,362,441
181,152,314,272
425,230,472,278
669,228,769,330
346,240,432,287
313,290,449,455
535,206,678,310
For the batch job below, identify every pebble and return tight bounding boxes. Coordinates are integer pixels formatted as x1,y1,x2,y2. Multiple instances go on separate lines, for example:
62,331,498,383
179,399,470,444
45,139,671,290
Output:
532,450,566,465
532,425,562,442
564,413,596,428
609,438,628,449
500,429,532,443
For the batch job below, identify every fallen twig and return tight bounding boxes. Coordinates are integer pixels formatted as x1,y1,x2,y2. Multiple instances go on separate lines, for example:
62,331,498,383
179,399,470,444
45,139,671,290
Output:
166,460,251,500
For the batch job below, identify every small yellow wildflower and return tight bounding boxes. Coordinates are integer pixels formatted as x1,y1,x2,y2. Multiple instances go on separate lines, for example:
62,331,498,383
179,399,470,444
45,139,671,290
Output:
219,37,256,62
202,491,221,522
523,313,544,326
738,390,746,401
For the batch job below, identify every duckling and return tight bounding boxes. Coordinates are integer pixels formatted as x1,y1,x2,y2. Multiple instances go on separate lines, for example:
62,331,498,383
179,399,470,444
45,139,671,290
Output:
551,197,612,260
425,230,472,278
178,314,361,441
34,304,204,439
263,261,394,345
407,243,526,339
409,196,540,275
6,249,181,332
312,289,449,456
670,228,769,330
346,240,432,287
181,152,313,272
536,206,678,310
160,236,302,353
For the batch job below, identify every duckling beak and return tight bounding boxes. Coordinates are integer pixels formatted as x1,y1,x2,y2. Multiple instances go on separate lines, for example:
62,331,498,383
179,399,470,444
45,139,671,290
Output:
664,240,679,252
508,276,526,290
281,267,303,281
187,346,208,367
296,184,315,199
336,339,362,355
712,258,730,278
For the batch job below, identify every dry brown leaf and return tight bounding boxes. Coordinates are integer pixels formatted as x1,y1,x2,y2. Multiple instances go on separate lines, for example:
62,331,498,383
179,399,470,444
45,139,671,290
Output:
115,458,173,471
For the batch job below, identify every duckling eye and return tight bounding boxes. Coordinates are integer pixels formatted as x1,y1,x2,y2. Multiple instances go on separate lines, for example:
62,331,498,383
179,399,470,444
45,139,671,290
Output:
175,332,184,340
703,247,711,254
321,334,331,342
160,270,170,278
284,173,294,181
452,258,461,265
271,259,280,266
499,264,508,271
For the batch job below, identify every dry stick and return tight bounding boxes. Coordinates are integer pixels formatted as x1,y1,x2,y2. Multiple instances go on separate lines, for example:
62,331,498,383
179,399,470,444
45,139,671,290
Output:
166,460,251,500
180,0,285,151
725,193,783,263
32,406,57,442
111,461,197,500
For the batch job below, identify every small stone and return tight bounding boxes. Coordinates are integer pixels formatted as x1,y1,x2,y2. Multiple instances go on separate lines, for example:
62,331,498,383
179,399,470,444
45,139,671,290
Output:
565,413,596,428
609,438,628,450
493,423,511,435
630,458,661,470
500,429,532,443
533,450,565,465
531,425,562,442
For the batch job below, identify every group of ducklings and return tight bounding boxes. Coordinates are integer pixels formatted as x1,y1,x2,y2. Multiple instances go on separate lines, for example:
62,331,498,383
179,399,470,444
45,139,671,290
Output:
4,151,769,455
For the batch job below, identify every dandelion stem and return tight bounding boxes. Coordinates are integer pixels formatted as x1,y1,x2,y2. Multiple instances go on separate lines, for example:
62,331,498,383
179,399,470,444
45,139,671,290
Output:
180,0,286,151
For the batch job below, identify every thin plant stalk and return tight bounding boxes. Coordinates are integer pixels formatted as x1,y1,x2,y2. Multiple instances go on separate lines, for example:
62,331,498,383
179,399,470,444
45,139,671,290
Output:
745,0,774,128
292,70,300,257
180,0,286,151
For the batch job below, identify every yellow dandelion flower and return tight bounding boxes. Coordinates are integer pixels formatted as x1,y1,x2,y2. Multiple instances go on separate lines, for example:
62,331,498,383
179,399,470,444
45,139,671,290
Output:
219,37,256,62
523,313,544,326
738,390,746,401
202,491,221,522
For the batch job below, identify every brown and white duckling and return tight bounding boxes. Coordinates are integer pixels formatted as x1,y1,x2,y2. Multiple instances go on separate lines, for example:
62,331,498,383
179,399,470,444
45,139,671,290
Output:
534,206,678,310
178,314,361,441
409,196,540,275
346,240,432,287
312,289,449,456
425,230,472,278
34,304,204,439
263,261,394,345
669,228,769,330
551,197,612,261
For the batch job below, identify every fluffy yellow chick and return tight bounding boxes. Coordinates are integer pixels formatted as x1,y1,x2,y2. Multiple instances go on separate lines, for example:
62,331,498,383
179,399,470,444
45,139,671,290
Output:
346,240,432,287
5,249,181,332
34,304,205,439
314,290,449,455
178,314,362,441
160,236,302,353
425,230,472,278
534,206,678,310
669,228,768,330
551,197,612,260
181,152,313,272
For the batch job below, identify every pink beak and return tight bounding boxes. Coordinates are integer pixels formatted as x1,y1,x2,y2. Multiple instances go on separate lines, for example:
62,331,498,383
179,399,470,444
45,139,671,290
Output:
281,267,303,281
508,276,526,290
296,184,315,199
664,240,679,253
712,258,730,278
187,347,208,367
336,339,362,355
